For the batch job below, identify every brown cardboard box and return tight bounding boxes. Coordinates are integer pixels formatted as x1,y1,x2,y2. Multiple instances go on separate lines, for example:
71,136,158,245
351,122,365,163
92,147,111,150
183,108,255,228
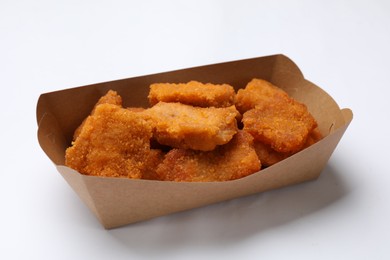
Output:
37,54,352,229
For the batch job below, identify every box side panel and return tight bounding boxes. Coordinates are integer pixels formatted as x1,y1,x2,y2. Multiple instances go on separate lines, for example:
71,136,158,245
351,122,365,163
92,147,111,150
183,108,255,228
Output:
37,101,68,165
57,166,102,224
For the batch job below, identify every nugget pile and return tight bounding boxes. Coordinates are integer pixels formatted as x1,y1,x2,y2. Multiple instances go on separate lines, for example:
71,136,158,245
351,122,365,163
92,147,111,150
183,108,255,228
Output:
65,79,322,182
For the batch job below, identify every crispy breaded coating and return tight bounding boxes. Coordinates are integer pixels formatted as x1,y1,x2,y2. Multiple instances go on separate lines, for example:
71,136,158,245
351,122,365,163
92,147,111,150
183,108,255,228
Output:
143,102,239,151
148,81,236,107
235,78,290,114
73,90,122,140
243,100,317,153
65,103,154,179
156,131,260,182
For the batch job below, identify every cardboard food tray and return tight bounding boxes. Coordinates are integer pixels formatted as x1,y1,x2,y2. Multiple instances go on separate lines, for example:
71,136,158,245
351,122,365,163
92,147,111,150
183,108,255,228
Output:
37,54,353,229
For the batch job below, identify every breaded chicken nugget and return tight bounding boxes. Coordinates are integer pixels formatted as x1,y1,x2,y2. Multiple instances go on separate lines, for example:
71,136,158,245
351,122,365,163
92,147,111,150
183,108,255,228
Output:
73,90,122,140
238,78,318,153
235,78,290,114
65,103,155,179
148,81,236,107
156,131,260,182
243,100,317,153
143,102,239,151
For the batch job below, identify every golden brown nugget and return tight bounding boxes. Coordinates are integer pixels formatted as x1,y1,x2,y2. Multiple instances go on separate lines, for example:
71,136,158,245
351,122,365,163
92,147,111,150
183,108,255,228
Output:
148,81,236,107
65,103,154,179
73,90,122,140
235,78,291,114
156,131,261,182
143,102,239,151
243,100,317,153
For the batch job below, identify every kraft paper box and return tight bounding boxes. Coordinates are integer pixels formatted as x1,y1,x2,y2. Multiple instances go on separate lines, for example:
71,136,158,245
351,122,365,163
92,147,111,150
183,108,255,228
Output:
37,54,352,229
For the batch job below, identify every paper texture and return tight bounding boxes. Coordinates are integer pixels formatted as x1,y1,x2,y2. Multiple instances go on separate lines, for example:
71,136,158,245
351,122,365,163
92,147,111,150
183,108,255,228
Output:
37,54,352,228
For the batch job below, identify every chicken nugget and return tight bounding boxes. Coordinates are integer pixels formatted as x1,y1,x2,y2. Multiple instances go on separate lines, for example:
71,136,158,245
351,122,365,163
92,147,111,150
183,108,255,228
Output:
73,90,122,140
65,103,155,179
235,78,290,114
156,131,260,182
148,81,236,107
143,102,239,151
243,100,317,153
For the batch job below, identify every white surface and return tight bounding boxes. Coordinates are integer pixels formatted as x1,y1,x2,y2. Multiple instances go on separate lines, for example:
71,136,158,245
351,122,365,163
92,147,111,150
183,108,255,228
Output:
1,0,389,259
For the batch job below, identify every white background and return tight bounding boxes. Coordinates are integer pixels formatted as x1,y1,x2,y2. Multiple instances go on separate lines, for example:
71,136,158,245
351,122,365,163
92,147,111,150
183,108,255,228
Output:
1,0,389,259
